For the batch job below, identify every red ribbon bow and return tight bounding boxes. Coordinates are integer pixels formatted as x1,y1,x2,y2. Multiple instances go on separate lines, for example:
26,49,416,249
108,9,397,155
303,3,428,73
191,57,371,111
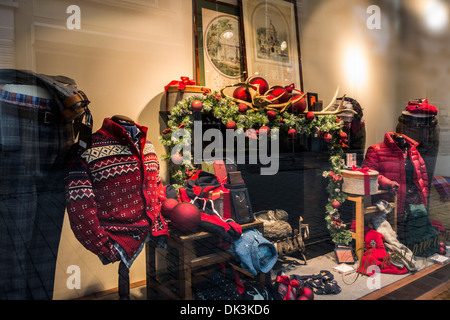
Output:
276,275,300,300
351,166,371,195
164,76,196,94
202,87,212,95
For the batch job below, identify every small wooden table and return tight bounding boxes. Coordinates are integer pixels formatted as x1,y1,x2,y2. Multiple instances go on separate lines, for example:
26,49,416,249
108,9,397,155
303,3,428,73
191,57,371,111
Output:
345,190,397,260
146,220,264,300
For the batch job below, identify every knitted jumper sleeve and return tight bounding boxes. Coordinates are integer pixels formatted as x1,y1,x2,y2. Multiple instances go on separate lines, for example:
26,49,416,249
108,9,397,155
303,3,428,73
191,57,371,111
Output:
65,152,118,262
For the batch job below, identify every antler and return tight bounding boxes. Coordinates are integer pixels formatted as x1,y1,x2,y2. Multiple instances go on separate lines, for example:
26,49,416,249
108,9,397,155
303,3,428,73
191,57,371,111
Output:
219,78,358,116
311,87,358,115
220,78,287,111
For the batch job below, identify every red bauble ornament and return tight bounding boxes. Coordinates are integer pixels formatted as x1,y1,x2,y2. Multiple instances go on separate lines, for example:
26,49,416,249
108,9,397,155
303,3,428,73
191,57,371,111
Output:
233,86,251,102
306,112,315,121
171,153,183,165
270,86,289,103
288,128,297,138
439,246,446,255
298,287,314,300
332,200,341,209
297,295,309,301
191,99,203,112
170,202,201,233
238,103,248,113
226,121,237,130
161,199,179,218
259,126,270,135
249,77,269,95
339,132,348,140
323,133,333,143
291,93,307,113
267,110,277,121
267,94,279,105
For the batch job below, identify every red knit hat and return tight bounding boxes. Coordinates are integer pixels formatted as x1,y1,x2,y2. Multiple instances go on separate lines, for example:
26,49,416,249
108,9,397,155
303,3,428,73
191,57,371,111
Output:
358,230,408,276
364,230,385,250
405,99,437,116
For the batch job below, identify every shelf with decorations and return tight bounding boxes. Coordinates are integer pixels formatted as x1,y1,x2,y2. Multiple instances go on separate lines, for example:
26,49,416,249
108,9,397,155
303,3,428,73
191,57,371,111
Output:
160,76,359,246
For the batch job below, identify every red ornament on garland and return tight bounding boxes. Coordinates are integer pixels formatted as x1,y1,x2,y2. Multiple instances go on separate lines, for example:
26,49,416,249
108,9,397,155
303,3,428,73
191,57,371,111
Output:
249,77,269,95
306,112,315,121
270,86,289,103
332,200,341,209
267,110,277,121
161,198,179,218
267,94,279,105
323,132,333,143
191,99,203,112
233,86,251,102
288,128,297,138
339,132,348,140
238,103,248,113
226,121,237,130
170,202,201,233
171,153,183,165
291,93,307,113
259,126,270,135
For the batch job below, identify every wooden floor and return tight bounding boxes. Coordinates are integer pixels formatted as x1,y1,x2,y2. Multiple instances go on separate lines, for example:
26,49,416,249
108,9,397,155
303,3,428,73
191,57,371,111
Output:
359,263,450,300
79,185,450,301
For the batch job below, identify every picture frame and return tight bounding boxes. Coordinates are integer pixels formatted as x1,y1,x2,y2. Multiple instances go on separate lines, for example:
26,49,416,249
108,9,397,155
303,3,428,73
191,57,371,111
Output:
230,188,255,224
307,92,318,110
240,0,303,91
334,246,356,265
193,0,246,90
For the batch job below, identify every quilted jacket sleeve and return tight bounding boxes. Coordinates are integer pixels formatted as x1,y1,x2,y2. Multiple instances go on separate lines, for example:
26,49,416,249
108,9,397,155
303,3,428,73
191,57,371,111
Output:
65,152,118,262
362,146,394,189
416,150,430,204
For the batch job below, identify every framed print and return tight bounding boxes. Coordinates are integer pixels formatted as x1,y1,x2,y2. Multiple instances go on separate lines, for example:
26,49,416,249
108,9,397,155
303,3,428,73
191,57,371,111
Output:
307,92,318,110
193,0,246,90
230,188,255,224
240,0,303,90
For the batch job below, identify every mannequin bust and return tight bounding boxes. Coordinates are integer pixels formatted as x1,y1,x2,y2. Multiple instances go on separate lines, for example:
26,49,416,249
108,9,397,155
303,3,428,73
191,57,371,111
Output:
402,110,433,118
110,114,135,126
392,133,408,150
110,115,138,143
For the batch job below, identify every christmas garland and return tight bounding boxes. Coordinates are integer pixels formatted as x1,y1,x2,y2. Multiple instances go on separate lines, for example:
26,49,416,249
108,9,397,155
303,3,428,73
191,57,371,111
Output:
159,91,352,245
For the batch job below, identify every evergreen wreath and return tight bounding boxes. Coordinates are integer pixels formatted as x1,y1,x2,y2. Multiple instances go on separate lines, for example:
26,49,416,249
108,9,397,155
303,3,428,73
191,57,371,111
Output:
159,91,352,245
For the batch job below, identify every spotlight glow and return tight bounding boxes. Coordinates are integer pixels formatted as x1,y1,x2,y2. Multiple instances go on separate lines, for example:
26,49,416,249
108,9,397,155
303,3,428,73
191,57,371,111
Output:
424,0,448,33
344,46,367,87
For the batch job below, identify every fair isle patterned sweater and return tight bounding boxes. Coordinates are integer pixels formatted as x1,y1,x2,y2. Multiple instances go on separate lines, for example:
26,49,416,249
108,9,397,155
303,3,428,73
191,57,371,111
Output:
65,118,168,264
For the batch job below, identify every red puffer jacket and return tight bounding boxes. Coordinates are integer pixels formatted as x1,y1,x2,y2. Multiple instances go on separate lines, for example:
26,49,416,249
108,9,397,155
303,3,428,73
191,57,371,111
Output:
362,132,429,216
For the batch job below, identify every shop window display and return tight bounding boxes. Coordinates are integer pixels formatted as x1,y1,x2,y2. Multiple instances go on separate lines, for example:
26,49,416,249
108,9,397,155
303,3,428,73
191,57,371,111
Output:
0,0,448,303
1,70,447,301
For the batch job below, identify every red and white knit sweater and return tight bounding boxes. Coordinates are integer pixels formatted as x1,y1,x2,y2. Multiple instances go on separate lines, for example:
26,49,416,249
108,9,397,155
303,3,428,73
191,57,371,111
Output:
65,118,168,263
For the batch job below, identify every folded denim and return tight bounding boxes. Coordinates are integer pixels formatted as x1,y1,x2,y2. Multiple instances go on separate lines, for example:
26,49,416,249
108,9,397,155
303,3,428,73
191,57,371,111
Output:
228,229,278,276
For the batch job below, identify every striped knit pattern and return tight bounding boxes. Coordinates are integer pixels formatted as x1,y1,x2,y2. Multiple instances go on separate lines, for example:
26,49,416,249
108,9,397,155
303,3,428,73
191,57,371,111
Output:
65,118,168,262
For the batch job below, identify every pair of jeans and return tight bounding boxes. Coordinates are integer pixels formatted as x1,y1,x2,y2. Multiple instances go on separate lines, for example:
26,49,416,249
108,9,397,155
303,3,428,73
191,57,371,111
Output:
0,88,74,299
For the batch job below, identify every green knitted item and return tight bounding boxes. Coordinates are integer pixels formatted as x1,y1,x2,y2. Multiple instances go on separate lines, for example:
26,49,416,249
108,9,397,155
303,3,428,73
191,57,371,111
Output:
401,204,440,257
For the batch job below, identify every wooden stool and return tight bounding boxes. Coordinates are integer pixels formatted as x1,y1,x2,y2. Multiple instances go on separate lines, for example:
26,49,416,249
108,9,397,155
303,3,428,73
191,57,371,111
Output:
345,190,397,260
146,220,265,300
